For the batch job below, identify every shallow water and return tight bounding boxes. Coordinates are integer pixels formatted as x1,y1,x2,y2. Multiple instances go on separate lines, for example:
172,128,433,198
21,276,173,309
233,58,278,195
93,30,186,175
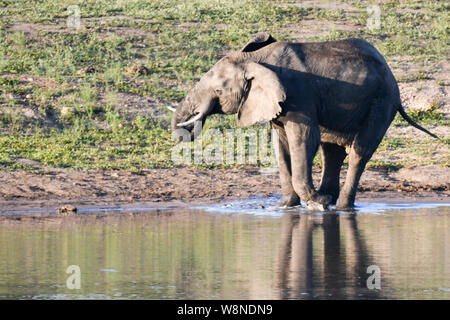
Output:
0,197,449,300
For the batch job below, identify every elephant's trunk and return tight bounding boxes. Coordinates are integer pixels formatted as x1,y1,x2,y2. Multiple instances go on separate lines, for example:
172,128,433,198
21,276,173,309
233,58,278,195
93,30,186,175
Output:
171,82,216,141
171,90,197,133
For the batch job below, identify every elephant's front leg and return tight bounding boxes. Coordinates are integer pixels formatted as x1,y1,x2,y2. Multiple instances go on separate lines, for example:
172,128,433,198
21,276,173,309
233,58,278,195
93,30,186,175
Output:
275,128,300,208
285,121,332,211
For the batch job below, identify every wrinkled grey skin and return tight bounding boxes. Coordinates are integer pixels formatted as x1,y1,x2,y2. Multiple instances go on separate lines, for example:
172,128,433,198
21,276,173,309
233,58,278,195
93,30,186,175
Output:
171,32,437,210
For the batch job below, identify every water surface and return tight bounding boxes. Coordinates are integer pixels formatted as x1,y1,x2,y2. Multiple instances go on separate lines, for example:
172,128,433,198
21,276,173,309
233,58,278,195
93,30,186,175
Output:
0,198,449,299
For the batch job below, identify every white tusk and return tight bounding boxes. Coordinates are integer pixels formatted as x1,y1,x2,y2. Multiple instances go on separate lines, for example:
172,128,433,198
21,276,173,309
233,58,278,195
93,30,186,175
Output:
166,106,176,112
177,113,204,127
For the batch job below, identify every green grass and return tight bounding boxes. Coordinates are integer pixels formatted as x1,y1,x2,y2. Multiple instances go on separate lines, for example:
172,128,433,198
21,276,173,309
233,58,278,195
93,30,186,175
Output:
0,118,174,171
0,0,448,171
396,71,431,83
393,101,447,126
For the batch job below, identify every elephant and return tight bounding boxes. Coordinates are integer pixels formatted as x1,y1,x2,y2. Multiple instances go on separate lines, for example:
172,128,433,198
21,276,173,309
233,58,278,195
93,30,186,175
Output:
171,32,438,210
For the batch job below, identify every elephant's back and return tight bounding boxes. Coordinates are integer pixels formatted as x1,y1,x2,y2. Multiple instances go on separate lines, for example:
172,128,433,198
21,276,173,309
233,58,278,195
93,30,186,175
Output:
296,39,389,84
293,39,398,132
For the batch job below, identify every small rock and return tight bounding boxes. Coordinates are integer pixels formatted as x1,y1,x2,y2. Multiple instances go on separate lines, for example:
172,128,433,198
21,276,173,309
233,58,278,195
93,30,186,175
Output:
57,205,78,215
257,205,265,209
61,106,76,117
76,66,96,75
127,65,150,75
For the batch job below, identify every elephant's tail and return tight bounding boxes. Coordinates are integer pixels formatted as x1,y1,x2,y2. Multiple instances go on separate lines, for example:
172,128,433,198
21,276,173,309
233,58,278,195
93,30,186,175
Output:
397,105,439,139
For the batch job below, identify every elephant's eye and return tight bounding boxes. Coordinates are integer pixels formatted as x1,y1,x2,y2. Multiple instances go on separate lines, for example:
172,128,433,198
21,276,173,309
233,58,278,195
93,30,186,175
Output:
215,88,222,95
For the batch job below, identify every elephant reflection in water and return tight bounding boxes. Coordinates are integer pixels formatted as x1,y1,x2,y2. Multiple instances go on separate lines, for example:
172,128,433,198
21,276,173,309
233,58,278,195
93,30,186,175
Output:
275,213,382,299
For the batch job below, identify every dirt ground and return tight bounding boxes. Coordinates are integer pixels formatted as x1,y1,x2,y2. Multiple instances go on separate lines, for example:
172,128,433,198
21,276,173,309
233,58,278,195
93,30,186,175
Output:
0,164,448,213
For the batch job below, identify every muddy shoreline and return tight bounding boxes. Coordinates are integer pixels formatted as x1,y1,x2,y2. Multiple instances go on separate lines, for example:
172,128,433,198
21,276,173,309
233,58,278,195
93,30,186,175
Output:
0,165,448,216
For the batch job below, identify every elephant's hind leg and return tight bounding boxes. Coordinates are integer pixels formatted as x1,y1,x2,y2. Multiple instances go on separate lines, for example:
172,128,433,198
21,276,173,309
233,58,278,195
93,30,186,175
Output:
337,116,392,209
318,143,347,204
336,146,373,210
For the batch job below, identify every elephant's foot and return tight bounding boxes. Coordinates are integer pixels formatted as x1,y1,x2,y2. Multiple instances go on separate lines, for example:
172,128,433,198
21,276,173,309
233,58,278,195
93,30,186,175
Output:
306,201,328,211
335,195,356,211
306,193,332,212
333,203,356,211
317,186,339,205
278,193,300,208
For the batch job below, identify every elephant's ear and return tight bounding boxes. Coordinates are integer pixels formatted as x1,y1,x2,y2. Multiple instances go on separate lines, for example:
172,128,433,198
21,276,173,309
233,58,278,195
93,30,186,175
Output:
240,32,277,52
237,62,286,127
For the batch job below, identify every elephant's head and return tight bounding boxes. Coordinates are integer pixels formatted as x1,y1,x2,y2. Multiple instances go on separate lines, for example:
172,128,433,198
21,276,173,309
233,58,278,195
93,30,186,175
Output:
170,32,285,140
